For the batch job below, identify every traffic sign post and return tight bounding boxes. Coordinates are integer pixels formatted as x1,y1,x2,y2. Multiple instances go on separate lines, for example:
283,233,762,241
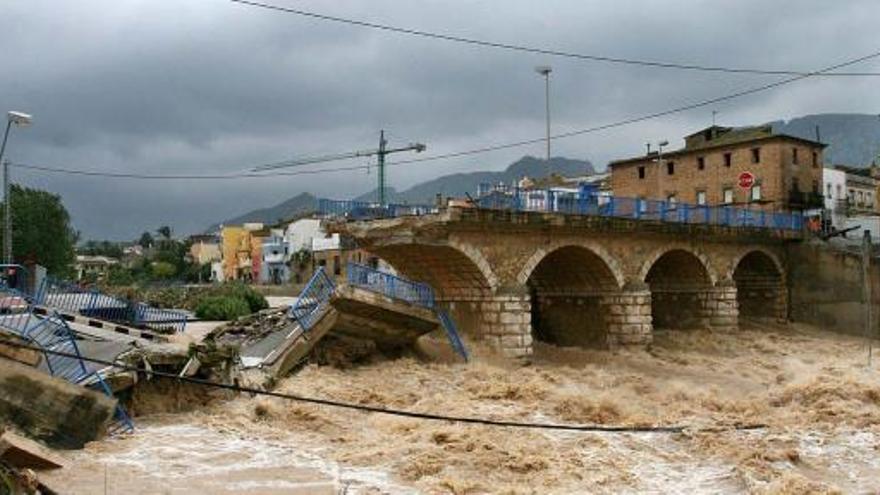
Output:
738,171,755,189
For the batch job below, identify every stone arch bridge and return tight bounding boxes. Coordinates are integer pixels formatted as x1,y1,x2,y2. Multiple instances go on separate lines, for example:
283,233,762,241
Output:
333,207,795,357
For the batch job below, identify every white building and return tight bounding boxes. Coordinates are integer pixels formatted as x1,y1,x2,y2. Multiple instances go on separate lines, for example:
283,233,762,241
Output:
823,167,847,230
285,218,323,253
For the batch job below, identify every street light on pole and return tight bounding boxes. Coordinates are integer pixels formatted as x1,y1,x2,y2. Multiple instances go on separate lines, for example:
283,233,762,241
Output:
534,65,552,162
0,111,33,264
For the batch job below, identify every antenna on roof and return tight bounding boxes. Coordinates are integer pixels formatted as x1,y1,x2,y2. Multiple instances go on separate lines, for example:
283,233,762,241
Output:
815,125,821,143
712,110,718,126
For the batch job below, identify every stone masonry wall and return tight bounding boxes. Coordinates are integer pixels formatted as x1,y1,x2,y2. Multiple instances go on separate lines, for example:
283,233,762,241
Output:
698,284,739,331
601,289,653,348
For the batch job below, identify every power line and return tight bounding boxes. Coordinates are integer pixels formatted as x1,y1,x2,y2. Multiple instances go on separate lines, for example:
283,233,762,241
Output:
0,339,766,434
10,161,369,180
230,0,880,77
388,49,880,165
13,49,880,182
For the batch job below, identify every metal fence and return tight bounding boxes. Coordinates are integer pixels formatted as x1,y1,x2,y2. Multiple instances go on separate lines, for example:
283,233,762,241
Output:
347,262,435,308
318,191,804,232
0,287,134,433
317,198,435,220
35,276,188,333
288,267,336,331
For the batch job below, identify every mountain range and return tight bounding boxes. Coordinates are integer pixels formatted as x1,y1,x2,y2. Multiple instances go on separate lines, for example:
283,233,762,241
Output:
206,156,593,231
208,113,880,231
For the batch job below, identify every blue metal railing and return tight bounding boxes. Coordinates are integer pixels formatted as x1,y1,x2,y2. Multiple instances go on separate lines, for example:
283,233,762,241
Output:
437,309,468,361
344,263,468,360
0,286,134,433
34,276,188,333
318,198,435,221
346,262,435,309
318,191,805,232
288,267,336,331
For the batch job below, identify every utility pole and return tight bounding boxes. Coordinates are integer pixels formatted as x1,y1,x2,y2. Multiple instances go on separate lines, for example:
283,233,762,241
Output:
535,66,552,162
0,111,33,264
3,160,9,264
377,130,387,205
251,130,425,206
862,230,874,366
375,130,425,205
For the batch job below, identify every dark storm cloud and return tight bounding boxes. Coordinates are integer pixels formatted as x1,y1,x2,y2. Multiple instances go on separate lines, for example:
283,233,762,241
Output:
1,0,878,239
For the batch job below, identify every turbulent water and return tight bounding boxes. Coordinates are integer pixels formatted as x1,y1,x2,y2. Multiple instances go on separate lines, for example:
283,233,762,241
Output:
42,323,880,494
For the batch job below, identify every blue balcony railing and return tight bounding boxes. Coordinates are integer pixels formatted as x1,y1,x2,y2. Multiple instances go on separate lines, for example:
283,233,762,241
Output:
347,262,435,309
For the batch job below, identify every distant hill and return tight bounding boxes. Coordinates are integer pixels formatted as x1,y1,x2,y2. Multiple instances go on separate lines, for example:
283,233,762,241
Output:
204,192,317,233
771,113,880,166
355,156,595,203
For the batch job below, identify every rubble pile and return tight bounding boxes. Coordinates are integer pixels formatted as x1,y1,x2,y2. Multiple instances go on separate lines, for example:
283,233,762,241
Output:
206,308,292,348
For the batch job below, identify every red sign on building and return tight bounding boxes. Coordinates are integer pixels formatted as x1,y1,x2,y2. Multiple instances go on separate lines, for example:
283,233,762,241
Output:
738,171,755,189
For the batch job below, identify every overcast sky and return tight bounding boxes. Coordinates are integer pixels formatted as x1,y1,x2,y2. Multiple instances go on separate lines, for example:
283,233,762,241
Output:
1,0,878,240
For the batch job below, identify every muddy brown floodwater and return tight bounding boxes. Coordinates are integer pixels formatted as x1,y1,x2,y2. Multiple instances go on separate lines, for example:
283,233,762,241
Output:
42,322,880,494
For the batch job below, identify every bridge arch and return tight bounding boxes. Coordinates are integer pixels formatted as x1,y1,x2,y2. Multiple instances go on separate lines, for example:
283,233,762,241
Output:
517,241,625,289
520,244,624,348
369,241,497,300
642,248,715,330
731,249,787,322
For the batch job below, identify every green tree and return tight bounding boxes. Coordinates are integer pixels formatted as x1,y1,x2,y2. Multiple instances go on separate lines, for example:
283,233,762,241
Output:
156,225,172,241
0,185,76,277
151,261,177,279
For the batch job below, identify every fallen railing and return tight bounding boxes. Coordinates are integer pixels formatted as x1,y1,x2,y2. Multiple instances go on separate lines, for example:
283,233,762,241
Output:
0,287,134,433
347,262,435,309
288,267,335,331
34,276,188,333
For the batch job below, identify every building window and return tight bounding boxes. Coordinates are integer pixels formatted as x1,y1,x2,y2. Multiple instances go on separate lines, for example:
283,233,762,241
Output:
723,152,732,167
812,180,819,194
751,147,761,164
793,148,799,164
792,177,800,192
638,166,645,179
723,188,734,204
638,196,647,213
667,162,675,175
333,255,341,276
696,190,707,205
666,194,677,209
751,185,762,202
697,157,705,170
836,184,842,199
826,183,832,198
812,151,819,168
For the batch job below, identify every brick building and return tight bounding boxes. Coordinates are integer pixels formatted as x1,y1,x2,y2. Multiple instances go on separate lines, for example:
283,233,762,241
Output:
609,125,826,211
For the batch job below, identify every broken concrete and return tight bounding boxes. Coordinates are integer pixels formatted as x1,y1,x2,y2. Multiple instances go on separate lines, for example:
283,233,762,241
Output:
0,359,116,449
0,431,65,470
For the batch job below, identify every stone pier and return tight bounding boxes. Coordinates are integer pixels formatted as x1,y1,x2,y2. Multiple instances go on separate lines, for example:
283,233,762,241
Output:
601,285,653,348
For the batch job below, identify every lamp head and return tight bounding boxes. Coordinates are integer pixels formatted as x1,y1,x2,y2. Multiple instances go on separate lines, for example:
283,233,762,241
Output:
7,111,33,127
534,65,552,76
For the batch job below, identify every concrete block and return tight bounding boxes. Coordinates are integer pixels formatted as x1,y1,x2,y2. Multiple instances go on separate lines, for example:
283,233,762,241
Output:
0,359,116,449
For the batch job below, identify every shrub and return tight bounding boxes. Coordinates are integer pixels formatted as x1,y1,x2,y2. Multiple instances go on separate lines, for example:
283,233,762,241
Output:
209,283,268,313
194,295,251,321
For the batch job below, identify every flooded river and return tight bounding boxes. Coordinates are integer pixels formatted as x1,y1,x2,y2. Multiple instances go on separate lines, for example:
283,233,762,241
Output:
42,324,880,494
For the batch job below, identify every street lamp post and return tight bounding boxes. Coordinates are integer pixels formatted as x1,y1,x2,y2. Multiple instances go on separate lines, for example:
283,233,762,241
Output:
656,140,668,201
0,111,33,264
535,66,552,162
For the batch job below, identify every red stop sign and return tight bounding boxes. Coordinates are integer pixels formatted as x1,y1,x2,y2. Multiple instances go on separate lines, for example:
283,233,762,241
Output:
738,171,755,189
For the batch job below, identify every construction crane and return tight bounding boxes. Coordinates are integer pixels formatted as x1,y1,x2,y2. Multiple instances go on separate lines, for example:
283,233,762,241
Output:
252,130,426,205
